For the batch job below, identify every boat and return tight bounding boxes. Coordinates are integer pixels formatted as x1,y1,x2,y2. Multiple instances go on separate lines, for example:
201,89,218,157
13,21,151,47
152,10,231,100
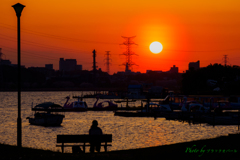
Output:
63,96,88,111
114,99,136,103
126,85,146,99
201,97,240,110
114,102,171,118
181,97,210,113
93,97,118,110
98,91,123,99
26,102,65,126
144,102,172,112
114,111,156,117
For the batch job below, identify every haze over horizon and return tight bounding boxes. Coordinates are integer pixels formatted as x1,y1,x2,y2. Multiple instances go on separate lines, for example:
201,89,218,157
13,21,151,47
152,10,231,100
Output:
1,0,240,74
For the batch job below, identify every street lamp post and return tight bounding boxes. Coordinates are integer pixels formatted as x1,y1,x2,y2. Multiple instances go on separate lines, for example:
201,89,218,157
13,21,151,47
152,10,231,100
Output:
12,3,25,148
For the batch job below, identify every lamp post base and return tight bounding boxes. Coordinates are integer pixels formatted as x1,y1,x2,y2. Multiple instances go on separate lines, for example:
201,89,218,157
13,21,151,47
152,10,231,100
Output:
17,117,22,148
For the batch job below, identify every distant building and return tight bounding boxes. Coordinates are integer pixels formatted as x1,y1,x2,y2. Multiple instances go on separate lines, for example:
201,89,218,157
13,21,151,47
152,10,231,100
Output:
76,65,82,71
59,58,82,71
169,65,178,73
189,60,200,70
0,59,11,66
146,70,162,74
0,48,11,66
45,64,53,70
28,66,55,77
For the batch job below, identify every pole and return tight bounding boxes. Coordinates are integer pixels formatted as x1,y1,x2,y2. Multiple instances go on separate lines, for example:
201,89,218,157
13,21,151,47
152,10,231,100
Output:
17,15,22,148
238,110,239,131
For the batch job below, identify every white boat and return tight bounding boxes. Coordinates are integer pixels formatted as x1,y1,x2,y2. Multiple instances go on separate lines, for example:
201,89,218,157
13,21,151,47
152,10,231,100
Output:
144,102,172,113
26,102,65,126
181,97,210,113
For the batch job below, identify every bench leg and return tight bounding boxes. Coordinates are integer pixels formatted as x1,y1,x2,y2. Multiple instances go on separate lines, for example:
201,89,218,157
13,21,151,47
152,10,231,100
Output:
61,143,64,153
83,143,85,153
104,142,107,152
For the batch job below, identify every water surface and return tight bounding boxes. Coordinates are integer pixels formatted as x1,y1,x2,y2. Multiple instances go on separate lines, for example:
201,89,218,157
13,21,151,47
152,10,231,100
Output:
0,91,239,153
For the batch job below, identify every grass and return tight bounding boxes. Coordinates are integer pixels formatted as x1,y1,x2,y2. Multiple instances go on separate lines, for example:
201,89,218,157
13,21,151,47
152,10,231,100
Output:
1,133,240,160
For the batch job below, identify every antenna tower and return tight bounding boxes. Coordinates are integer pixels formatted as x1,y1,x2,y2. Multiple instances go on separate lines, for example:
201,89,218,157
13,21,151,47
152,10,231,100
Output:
120,36,138,71
104,51,111,74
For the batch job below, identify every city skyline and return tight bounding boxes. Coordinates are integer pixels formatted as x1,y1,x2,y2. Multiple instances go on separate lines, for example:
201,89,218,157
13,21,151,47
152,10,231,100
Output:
1,1,240,74
1,54,200,74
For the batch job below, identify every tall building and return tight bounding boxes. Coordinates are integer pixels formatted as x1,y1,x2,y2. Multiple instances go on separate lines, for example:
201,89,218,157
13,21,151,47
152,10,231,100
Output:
189,60,200,70
169,65,178,73
59,58,82,71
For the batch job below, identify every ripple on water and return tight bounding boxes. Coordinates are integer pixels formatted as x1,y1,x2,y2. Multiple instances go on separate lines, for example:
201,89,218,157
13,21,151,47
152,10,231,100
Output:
0,91,240,152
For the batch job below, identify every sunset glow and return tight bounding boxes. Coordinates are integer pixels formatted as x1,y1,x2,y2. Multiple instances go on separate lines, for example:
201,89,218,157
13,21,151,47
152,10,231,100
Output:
1,1,240,74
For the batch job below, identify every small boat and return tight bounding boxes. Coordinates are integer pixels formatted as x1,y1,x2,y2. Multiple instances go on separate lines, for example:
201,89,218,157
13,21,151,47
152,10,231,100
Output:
63,96,88,111
144,102,172,112
181,97,210,113
26,102,65,126
114,99,136,103
114,102,171,118
93,97,118,110
114,111,156,117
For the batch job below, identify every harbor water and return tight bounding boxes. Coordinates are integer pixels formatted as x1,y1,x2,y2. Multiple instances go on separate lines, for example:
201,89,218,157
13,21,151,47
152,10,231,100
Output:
0,91,239,153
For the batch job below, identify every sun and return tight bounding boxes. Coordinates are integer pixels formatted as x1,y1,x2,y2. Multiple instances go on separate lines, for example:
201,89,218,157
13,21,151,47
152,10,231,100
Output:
149,41,163,54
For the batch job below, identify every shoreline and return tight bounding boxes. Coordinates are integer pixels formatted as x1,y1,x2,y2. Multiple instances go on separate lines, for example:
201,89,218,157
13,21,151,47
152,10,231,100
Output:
1,132,240,160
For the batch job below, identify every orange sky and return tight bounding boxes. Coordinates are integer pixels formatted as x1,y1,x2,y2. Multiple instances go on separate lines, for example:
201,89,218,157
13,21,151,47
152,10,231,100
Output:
1,0,240,74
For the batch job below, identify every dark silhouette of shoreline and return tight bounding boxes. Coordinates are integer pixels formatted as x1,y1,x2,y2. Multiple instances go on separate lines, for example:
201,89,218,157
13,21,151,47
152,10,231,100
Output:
1,133,239,160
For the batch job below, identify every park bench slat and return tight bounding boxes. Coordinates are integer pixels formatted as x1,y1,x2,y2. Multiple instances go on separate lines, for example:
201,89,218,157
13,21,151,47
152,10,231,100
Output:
56,144,112,147
56,134,112,153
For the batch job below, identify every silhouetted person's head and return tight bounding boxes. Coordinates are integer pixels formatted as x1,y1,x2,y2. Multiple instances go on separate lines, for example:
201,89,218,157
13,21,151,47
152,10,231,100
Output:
92,120,98,127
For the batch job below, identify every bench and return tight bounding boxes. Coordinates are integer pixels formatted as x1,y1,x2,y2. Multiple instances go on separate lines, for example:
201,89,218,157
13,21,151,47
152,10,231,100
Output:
56,134,112,153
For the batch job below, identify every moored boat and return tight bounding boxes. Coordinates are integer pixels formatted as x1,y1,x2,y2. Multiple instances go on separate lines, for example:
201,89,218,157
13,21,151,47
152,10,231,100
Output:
27,102,65,126
63,96,88,111
93,97,118,110
181,97,210,113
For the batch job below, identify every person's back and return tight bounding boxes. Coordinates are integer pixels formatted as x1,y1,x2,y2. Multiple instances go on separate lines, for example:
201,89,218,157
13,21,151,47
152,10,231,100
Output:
89,120,102,153
89,125,102,135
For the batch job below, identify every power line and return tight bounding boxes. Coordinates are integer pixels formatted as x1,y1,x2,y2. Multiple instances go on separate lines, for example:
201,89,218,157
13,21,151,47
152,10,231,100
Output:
0,23,119,45
1,23,240,53
0,34,88,54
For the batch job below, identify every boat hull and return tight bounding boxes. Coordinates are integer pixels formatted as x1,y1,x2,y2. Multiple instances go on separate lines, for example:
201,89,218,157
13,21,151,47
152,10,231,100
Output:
28,114,64,126
114,111,156,117
62,108,87,112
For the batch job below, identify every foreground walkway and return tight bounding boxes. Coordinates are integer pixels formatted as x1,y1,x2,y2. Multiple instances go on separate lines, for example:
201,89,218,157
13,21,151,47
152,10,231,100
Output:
1,133,240,160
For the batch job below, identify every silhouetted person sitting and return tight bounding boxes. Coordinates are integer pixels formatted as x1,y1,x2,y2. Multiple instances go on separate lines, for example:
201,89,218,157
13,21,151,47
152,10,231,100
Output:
89,120,103,153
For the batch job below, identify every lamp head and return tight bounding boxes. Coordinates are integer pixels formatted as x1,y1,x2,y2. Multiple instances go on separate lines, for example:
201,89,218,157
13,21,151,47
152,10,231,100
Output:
12,3,25,17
